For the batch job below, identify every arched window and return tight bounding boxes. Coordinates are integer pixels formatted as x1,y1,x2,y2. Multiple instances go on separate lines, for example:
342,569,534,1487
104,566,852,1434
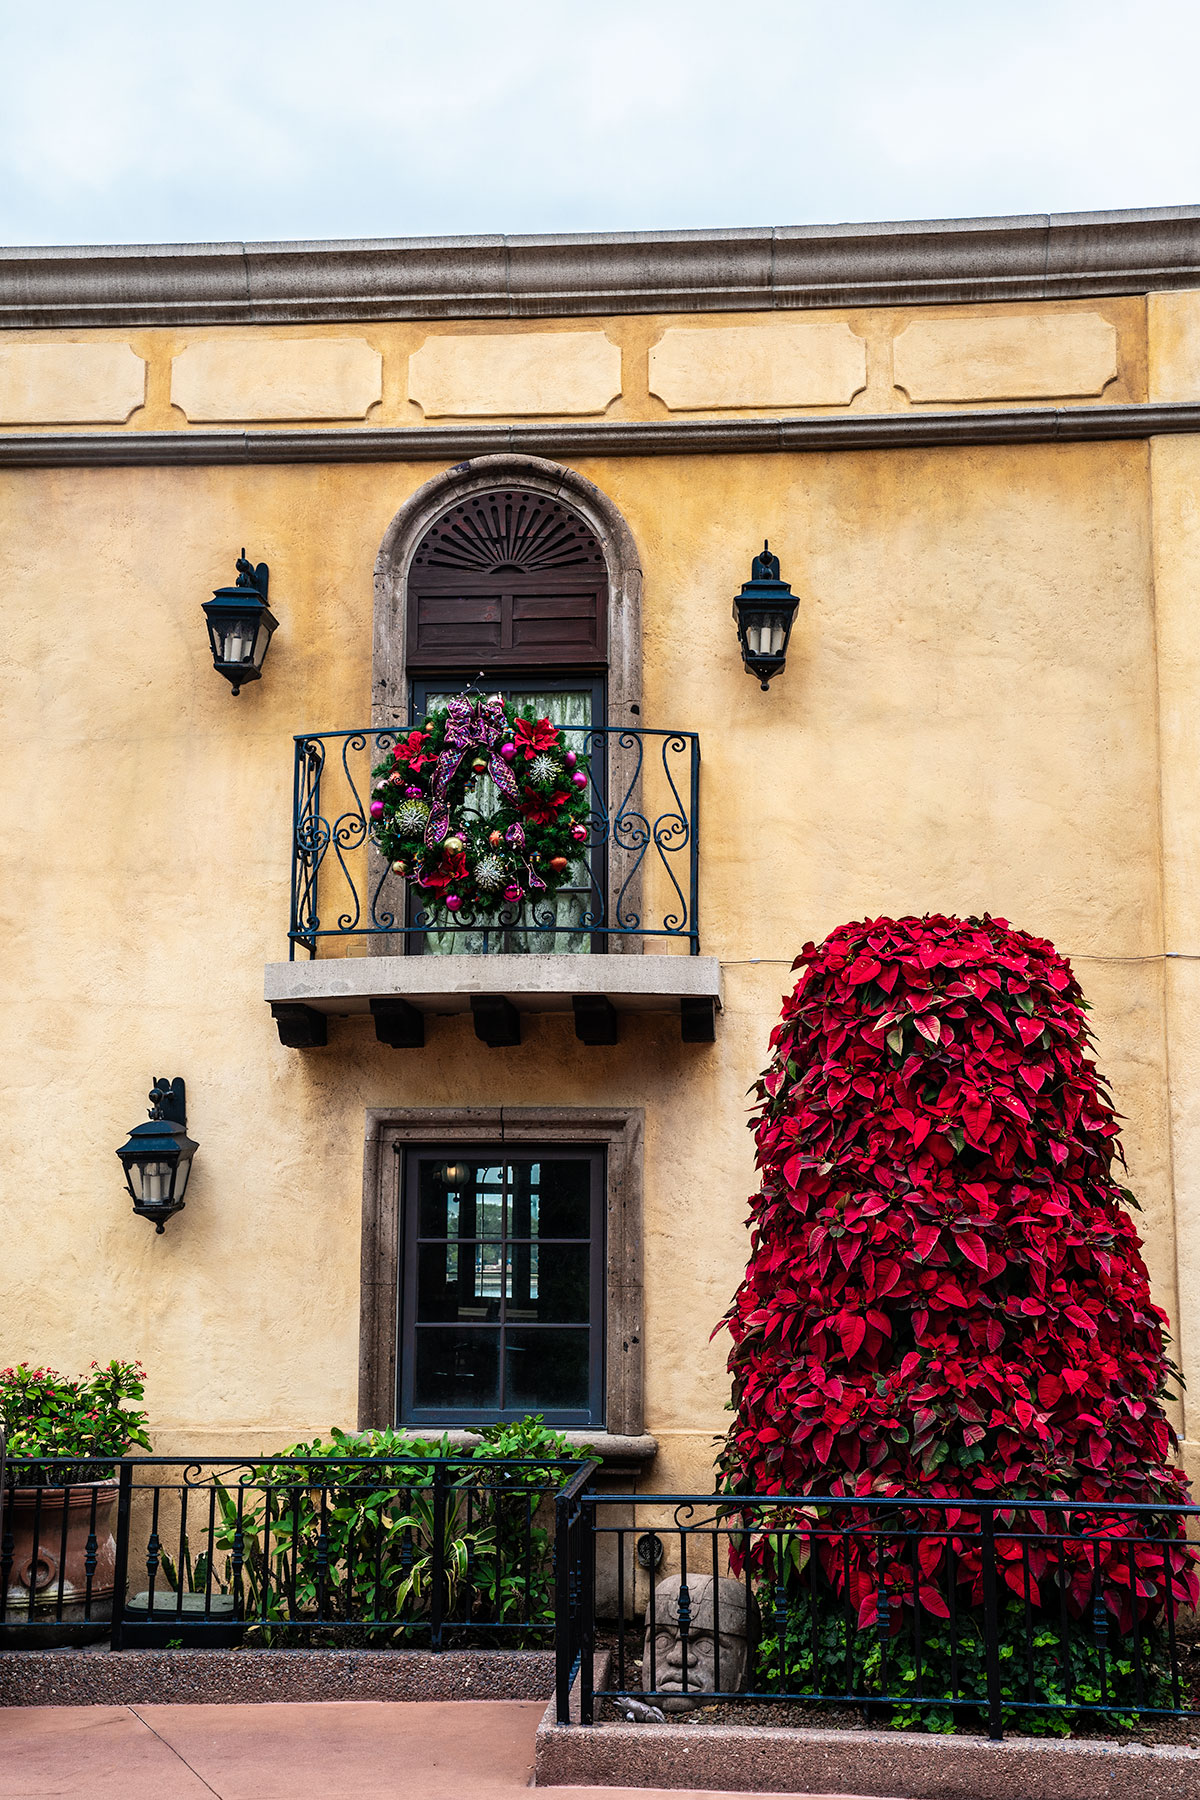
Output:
405,490,611,954
372,457,643,957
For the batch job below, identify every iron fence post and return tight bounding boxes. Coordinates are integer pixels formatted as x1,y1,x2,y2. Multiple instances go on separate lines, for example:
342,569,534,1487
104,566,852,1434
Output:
580,1492,596,1725
980,1507,1004,1740
431,1465,446,1652
0,1430,6,1628
689,733,701,954
109,1460,133,1652
555,1484,574,1725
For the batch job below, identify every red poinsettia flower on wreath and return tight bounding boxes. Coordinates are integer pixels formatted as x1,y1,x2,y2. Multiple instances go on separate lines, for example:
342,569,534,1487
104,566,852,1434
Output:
416,850,468,891
392,729,434,771
524,788,571,826
513,717,559,759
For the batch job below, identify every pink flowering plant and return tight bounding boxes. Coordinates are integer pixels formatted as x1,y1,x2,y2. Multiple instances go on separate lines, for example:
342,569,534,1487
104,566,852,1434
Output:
1,1360,151,1483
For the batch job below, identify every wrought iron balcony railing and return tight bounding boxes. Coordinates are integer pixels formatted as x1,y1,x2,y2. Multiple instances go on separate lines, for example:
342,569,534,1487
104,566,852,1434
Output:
288,724,700,959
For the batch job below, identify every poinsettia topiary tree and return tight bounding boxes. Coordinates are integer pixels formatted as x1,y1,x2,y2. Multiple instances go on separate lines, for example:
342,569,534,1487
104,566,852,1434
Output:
717,913,1194,1635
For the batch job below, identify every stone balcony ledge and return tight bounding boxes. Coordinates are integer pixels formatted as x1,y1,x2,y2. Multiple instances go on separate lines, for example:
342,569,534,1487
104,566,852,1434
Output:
265,953,723,1048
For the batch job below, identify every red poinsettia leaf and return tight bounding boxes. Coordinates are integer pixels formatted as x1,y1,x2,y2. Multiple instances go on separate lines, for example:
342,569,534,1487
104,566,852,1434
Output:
840,1314,867,1359
957,1231,990,1272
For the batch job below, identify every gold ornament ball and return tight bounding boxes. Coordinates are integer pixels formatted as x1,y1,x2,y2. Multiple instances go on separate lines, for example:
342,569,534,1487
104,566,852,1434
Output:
471,756,488,773
391,859,407,875
443,835,464,854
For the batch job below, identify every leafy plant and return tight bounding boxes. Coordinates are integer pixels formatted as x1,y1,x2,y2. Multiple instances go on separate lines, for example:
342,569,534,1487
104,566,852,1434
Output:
1,1360,151,1482
200,1419,584,1644
756,1587,1178,1735
715,914,1197,1715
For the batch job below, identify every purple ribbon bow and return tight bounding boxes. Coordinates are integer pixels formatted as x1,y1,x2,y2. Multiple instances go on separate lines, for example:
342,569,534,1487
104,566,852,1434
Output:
425,696,521,849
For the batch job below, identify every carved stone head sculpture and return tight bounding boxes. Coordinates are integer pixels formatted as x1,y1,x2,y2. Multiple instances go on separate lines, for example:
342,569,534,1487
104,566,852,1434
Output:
642,1574,759,1712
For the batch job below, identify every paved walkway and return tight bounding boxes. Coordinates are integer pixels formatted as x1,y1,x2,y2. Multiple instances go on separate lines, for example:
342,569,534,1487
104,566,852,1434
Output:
0,1700,878,1800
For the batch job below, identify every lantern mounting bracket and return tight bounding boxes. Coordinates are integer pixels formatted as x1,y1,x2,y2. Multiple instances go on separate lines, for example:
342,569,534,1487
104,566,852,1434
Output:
149,1076,187,1126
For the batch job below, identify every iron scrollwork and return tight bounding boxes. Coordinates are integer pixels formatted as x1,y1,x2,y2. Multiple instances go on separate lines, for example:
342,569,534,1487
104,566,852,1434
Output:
287,722,700,959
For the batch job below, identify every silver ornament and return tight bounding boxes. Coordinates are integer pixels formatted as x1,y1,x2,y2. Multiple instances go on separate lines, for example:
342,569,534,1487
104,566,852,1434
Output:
474,853,507,891
395,798,431,835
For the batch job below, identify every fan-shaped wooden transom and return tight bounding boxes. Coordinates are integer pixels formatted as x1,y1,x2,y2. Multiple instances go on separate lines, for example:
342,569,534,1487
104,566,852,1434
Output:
406,489,609,670
413,493,605,575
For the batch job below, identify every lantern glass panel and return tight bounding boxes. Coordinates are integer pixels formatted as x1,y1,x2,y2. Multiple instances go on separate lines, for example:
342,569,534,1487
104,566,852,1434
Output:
252,616,272,665
222,614,259,665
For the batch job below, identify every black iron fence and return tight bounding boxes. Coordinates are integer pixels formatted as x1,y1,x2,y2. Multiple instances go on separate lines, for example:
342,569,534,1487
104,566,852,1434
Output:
553,1488,1200,1737
1,1454,586,1650
288,725,701,957
7,1459,1197,1740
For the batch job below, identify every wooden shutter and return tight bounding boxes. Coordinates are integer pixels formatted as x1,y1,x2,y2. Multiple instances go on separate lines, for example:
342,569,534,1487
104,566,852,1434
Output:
407,492,607,669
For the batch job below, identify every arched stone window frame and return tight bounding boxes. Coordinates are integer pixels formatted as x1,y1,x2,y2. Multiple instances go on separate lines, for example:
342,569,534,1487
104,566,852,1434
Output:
371,452,643,731
370,454,645,955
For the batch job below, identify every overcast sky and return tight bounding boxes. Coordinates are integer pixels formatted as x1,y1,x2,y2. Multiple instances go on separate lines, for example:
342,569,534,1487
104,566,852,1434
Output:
1,0,1197,247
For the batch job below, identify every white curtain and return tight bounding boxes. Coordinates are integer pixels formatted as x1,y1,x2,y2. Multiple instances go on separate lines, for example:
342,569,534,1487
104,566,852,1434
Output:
421,688,595,956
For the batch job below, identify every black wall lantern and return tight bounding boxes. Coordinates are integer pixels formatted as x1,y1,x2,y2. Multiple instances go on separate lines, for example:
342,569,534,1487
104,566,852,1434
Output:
116,1077,197,1233
733,540,799,690
202,551,277,695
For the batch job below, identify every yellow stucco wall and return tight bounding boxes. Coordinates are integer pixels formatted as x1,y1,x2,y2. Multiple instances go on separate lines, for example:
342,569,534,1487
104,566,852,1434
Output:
2,393,1191,1490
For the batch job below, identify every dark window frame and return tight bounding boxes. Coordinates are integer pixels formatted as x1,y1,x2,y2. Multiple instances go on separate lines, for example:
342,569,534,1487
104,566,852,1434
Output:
398,1144,606,1428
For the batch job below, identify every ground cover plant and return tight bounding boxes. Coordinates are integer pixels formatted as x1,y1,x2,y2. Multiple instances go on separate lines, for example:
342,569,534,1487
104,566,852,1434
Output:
717,913,1197,1731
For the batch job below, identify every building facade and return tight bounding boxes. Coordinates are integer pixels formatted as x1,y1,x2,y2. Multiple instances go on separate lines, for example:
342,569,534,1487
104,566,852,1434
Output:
5,207,1200,1495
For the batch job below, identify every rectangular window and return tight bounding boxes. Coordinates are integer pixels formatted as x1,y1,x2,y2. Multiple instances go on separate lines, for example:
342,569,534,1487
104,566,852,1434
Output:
398,1147,606,1427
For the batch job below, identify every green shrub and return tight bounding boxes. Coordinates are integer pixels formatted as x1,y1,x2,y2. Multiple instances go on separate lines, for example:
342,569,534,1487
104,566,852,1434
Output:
755,1585,1178,1735
202,1417,590,1644
1,1360,151,1482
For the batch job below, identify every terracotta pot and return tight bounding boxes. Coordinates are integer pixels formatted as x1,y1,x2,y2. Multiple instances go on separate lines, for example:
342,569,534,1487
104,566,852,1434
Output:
1,1481,119,1643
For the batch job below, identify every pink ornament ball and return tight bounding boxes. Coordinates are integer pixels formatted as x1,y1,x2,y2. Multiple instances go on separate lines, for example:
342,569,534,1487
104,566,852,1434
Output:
571,771,587,788
503,883,523,903
565,750,577,768
369,800,385,819
500,742,516,760
570,823,587,843
445,894,462,912
406,785,422,798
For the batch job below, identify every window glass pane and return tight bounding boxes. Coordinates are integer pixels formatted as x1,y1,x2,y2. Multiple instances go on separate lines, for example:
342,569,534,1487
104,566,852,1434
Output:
417,1160,504,1238
417,1243,504,1322
521,1158,591,1239
504,1329,591,1412
505,1244,590,1323
413,1328,500,1411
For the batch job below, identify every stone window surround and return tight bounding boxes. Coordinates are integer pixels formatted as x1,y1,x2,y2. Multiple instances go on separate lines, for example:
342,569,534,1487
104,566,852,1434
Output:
359,1106,654,1465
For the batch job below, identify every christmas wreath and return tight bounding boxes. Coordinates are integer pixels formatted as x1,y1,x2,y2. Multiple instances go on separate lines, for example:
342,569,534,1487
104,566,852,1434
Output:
369,693,591,923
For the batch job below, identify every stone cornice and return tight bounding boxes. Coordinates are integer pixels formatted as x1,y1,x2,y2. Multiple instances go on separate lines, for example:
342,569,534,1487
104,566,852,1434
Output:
2,401,1199,467
2,206,1200,328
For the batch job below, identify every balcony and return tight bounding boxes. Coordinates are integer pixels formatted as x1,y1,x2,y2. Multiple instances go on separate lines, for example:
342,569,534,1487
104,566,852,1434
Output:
264,724,721,1047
